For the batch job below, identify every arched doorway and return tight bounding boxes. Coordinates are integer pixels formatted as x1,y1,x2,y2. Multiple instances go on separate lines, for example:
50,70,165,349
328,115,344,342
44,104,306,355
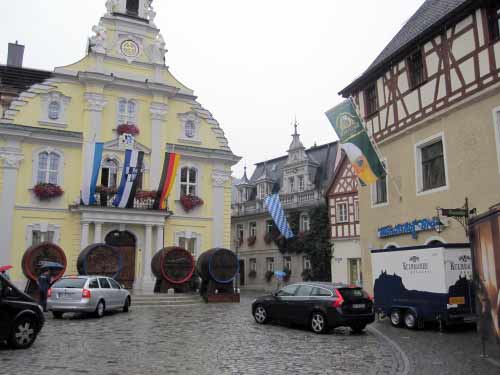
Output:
105,231,136,289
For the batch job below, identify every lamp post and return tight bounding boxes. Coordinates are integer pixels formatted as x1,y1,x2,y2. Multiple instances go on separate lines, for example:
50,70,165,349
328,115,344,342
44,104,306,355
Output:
234,238,241,294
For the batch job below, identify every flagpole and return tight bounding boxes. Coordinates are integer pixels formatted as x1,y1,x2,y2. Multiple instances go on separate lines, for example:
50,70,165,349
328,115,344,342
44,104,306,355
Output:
349,97,403,201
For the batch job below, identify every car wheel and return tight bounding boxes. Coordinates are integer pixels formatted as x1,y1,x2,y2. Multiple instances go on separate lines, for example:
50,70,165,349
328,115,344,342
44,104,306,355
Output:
123,297,131,313
390,309,403,327
253,305,268,324
350,324,367,334
95,300,105,318
404,311,417,329
8,317,38,349
310,311,327,334
52,311,64,319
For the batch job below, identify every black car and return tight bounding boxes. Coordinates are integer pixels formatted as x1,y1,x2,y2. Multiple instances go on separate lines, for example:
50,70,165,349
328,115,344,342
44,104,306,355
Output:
252,282,375,334
0,273,45,349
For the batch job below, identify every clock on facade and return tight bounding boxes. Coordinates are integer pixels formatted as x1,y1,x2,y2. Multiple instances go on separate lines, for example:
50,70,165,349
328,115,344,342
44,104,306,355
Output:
120,40,140,57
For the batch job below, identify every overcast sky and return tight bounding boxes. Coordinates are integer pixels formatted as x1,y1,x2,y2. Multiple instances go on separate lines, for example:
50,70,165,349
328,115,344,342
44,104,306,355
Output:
0,0,424,178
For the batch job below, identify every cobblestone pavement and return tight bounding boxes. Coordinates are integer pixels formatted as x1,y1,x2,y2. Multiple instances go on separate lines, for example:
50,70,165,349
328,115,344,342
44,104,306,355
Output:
1,293,499,375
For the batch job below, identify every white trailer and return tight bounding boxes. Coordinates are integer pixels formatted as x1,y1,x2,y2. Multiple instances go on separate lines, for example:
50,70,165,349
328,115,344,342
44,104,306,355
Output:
371,243,475,329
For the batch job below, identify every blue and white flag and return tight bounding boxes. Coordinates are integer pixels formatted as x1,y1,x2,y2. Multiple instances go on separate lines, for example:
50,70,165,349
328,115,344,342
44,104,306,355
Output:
113,149,144,208
264,194,294,239
81,142,104,205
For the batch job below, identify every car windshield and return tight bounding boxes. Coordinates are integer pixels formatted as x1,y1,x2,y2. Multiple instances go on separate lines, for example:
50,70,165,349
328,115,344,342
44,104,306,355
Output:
52,278,87,289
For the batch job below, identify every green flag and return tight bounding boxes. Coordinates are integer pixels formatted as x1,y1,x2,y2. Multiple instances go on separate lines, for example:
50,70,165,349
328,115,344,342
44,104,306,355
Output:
326,100,386,185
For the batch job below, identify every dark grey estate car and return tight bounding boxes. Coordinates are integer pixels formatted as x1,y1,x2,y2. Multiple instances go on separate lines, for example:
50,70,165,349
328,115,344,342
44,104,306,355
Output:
252,282,375,334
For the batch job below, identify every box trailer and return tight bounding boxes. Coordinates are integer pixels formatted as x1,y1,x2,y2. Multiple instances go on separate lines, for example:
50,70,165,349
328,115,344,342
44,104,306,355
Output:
371,243,475,329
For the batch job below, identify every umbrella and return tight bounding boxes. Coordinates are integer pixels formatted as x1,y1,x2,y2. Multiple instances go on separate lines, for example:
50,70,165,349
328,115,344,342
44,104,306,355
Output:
0,265,13,273
38,261,64,270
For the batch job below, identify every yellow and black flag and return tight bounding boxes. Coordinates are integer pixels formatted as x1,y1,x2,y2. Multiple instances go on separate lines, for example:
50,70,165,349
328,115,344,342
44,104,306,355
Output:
326,100,386,185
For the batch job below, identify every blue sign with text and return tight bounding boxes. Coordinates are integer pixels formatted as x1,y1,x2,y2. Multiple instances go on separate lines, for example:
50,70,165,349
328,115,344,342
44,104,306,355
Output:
377,217,441,239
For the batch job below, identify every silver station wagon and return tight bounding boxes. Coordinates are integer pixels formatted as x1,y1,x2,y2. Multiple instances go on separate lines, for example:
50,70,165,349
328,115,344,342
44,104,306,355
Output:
47,276,131,319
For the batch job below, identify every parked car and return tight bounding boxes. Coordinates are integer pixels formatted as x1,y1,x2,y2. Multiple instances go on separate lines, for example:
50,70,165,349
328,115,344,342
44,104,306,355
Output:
252,282,375,334
0,273,45,349
47,275,131,319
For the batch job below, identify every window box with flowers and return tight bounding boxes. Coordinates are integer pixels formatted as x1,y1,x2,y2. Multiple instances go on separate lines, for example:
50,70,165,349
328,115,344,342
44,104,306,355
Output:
95,185,118,206
265,270,274,282
180,194,204,212
247,235,256,247
116,123,140,136
248,270,257,279
33,183,64,200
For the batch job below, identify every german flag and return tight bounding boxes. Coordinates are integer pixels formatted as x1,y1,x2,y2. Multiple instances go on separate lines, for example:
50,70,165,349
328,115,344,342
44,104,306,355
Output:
154,152,181,209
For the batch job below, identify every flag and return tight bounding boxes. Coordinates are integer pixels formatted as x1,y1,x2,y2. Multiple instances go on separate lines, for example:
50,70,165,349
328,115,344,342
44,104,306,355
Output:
326,99,386,185
154,152,181,209
81,142,104,205
113,149,144,208
264,194,294,239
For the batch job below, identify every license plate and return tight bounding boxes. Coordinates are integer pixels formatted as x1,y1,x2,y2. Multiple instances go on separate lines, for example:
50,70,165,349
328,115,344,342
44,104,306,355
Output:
449,297,465,305
352,303,366,309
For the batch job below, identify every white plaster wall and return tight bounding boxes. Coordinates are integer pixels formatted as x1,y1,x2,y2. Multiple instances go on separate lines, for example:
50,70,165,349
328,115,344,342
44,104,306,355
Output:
331,239,361,285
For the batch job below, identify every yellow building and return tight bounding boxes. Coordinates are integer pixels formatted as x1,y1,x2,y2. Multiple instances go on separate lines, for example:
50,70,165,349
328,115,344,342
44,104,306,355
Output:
0,0,239,290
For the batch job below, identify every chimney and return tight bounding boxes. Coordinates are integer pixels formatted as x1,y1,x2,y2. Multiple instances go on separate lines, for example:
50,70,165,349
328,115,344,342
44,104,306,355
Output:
7,41,25,68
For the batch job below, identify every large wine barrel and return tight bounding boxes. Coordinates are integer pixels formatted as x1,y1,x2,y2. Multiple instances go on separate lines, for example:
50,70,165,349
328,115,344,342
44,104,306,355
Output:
77,243,122,279
151,247,195,284
22,242,67,281
196,248,239,284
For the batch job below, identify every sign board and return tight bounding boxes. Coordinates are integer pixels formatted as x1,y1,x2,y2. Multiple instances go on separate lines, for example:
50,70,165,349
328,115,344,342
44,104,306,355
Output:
378,217,441,239
441,208,467,218
119,134,135,150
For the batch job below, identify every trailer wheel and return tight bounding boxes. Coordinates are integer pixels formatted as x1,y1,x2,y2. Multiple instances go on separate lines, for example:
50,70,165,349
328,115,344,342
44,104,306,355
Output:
404,311,417,329
390,309,403,327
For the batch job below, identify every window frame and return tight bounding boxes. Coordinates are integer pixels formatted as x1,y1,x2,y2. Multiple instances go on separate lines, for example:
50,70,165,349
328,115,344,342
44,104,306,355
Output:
266,257,274,272
249,258,257,272
303,256,311,271
180,166,198,197
414,132,449,196
117,98,138,125
487,4,500,43
364,82,379,117
406,48,426,89
371,160,388,208
336,202,348,223
249,222,257,237
283,256,292,271
354,200,359,222
33,148,64,187
300,214,310,232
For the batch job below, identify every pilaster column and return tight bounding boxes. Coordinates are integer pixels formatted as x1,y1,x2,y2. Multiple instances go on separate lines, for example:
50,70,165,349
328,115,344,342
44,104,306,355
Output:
149,102,168,189
94,222,102,244
84,92,107,141
156,225,164,252
212,168,231,248
141,224,154,289
0,145,24,268
81,223,90,250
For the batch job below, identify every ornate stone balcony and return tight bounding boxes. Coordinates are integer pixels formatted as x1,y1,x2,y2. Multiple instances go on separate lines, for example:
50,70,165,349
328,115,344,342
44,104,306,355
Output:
85,192,165,211
232,189,321,217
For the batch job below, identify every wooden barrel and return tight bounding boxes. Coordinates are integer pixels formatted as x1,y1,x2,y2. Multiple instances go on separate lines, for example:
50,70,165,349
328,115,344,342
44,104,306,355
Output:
151,247,195,284
77,243,122,279
196,248,239,284
22,242,67,282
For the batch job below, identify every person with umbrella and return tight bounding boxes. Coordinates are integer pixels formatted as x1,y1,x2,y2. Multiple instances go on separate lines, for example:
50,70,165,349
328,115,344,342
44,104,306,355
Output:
0,265,12,281
37,261,63,312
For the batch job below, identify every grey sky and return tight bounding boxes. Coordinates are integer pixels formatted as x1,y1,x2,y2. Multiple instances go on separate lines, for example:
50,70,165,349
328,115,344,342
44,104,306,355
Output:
0,0,424,178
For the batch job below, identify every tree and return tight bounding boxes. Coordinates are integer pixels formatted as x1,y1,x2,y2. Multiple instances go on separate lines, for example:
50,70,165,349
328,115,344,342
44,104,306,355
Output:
303,204,332,282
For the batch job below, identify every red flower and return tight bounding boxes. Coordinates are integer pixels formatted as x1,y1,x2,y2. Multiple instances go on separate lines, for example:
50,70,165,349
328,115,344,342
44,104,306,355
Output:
247,236,257,246
180,194,204,212
116,124,140,136
33,183,64,200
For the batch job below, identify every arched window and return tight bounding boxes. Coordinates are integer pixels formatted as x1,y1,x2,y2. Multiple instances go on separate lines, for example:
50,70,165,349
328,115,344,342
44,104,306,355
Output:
48,101,61,120
185,120,195,138
101,158,119,188
37,151,60,184
126,0,139,16
180,167,197,196
117,98,137,125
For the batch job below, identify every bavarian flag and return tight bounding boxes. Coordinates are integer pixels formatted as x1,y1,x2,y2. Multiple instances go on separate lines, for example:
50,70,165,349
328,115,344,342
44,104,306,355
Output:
154,152,181,210
326,100,386,185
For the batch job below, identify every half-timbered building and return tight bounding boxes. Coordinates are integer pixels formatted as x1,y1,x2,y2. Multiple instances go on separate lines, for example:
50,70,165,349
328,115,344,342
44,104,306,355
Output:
326,149,361,285
338,0,500,291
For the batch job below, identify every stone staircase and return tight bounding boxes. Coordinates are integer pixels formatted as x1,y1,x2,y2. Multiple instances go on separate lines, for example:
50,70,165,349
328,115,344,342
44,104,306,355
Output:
130,293,204,308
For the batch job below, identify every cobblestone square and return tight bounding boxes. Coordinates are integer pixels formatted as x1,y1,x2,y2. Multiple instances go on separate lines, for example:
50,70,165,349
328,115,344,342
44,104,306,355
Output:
1,293,499,375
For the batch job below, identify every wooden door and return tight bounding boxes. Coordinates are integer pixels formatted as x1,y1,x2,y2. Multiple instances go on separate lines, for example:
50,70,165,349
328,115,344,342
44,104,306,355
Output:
105,231,136,289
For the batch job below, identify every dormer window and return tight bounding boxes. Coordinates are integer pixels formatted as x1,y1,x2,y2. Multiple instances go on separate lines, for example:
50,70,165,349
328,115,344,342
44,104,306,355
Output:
407,49,425,89
364,83,378,116
48,101,61,120
126,0,139,16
